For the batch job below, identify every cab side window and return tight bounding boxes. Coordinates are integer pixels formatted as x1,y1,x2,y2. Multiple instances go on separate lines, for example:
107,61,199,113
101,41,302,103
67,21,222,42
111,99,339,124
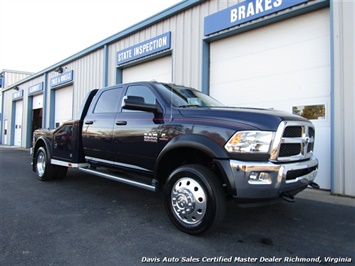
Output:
94,88,120,113
125,85,156,105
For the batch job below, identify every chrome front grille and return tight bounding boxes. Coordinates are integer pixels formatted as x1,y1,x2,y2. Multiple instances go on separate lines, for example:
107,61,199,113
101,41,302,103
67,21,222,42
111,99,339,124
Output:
279,143,302,157
283,126,303,137
270,121,315,162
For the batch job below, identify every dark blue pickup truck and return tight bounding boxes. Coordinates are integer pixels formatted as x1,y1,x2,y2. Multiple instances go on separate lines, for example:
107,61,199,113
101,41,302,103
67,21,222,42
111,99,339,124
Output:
31,81,319,234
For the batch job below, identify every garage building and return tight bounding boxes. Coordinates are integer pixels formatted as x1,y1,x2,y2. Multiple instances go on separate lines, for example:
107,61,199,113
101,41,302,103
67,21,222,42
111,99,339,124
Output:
0,0,354,197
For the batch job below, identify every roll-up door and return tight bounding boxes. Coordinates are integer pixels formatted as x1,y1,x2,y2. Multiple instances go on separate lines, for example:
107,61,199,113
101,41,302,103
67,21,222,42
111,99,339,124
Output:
32,94,43,133
32,94,43,110
122,56,172,83
3,119,8,145
55,86,73,127
14,100,23,146
209,9,330,189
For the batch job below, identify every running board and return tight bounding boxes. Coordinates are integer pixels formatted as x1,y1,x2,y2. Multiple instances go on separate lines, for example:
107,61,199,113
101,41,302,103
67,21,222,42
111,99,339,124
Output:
79,167,158,192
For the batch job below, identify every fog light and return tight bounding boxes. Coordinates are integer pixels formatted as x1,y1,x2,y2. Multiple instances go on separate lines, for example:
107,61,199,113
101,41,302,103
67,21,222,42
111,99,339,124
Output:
259,172,272,184
249,172,258,180
248,172,272,185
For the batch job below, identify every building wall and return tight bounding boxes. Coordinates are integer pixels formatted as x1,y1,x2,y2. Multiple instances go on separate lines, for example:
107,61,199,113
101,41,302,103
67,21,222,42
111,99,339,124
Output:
24,75,46,146
69,48,105,118
1,70,33,88
107,0,244,89
0,70,33,144
332,0,355,196
12,75,45,147
107,22,174,85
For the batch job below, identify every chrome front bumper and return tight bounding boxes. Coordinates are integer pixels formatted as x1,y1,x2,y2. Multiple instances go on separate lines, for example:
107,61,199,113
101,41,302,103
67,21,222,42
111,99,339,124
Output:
230,157,318,201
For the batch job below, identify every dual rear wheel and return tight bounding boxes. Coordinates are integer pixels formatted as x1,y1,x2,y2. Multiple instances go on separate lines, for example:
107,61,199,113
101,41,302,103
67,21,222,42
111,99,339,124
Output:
35,147,67,181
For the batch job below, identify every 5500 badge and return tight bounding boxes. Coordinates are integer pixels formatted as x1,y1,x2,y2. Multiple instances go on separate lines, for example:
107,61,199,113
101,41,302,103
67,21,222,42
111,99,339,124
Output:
144,132,158,142
144,132,169,143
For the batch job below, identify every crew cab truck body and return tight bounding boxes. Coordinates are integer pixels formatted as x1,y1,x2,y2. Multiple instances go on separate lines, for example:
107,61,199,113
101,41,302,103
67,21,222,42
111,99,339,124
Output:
31,81,319,234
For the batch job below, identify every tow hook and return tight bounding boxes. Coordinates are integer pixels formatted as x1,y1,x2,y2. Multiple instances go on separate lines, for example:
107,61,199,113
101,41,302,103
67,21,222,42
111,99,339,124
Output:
309,181,320,189
280,192,295,203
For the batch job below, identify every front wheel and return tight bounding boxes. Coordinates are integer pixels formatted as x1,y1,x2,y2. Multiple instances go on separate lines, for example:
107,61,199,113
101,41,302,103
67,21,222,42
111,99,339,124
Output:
164,164,226,235
35,147,56,181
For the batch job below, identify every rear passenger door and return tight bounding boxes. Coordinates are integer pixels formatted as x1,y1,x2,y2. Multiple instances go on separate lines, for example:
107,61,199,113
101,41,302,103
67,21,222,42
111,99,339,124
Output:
82,87,123,161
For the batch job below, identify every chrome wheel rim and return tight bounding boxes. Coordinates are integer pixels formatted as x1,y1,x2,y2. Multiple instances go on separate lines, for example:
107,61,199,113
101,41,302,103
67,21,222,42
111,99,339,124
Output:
171,177,207,225
36,151,46,177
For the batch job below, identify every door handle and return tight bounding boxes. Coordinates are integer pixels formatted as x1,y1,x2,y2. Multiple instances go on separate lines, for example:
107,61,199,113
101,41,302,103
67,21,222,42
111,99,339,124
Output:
115,121,127,126
85,121,94,125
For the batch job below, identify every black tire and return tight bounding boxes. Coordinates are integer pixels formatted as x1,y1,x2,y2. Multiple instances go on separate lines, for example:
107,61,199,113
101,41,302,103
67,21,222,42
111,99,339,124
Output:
34,147,56,181
164,164,226,235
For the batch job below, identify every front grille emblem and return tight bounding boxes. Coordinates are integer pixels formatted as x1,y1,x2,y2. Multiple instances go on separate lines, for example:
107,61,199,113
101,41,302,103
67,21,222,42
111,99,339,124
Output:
302,136,310,147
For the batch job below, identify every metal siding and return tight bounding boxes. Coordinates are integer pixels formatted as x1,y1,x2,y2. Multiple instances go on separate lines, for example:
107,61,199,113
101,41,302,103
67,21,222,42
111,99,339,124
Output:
47,71,58,128
187,0,241,88
24,77,45,88
3,72,32,88
332,0,355,197
172,0,244,88
171,4,207,87
107,0,241,89
70,49,104,118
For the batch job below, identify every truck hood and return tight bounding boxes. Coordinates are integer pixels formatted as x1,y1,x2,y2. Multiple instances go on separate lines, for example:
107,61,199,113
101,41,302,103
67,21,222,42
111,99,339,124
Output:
178,107,309,131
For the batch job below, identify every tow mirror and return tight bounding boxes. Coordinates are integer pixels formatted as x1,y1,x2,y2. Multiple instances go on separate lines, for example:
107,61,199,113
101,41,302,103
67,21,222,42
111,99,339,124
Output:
122,95,162,114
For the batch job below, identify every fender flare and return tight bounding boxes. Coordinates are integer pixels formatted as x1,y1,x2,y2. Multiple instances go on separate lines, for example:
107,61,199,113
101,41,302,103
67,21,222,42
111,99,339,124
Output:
156,134,229,169
155,134,238,195
32,137,53,172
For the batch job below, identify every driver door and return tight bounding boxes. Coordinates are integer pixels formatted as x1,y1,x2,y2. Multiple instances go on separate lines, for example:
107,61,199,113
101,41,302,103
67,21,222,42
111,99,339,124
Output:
112,84,164,172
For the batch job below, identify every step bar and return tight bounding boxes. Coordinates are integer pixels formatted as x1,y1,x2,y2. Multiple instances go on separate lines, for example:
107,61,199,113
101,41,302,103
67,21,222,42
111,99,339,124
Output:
79,167,158,192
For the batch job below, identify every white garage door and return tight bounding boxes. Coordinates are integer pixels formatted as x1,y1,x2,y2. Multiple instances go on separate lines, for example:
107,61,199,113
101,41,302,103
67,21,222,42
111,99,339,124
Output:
122,56,172,83
32,94,43,109
210,9,330,189
14,100,23,146
55,86,73,127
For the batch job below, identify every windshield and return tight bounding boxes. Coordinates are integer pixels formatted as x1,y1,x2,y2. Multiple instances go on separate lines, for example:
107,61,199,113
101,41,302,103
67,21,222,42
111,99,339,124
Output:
156,83,224,107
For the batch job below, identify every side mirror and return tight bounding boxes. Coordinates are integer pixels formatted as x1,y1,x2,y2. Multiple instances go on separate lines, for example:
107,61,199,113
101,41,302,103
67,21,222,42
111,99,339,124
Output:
122,95,162,114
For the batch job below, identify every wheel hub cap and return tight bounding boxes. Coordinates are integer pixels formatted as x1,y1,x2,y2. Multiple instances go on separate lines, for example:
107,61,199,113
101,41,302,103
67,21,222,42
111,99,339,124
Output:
171,177,207,225
175,189,194,214
36,152,46,177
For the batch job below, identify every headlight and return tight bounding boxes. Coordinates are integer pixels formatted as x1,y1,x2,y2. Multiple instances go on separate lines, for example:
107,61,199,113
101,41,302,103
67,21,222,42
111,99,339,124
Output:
225,131,274,153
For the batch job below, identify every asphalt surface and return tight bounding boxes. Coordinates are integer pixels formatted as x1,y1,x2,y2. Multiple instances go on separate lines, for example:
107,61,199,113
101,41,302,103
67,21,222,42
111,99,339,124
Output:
0,147,354,266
